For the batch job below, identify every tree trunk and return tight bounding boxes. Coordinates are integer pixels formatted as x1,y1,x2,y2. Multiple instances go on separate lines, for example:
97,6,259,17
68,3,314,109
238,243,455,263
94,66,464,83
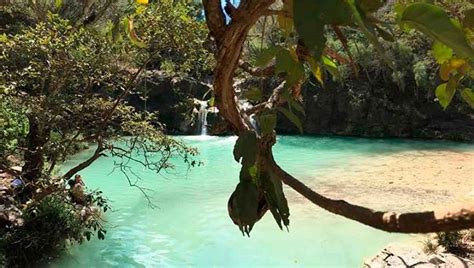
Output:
22,115,49,181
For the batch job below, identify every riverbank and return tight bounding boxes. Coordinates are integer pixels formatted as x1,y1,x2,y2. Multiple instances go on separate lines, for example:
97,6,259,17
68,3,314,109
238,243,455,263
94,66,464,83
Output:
49,136,473,267
290,146,474,266
291,147,473,212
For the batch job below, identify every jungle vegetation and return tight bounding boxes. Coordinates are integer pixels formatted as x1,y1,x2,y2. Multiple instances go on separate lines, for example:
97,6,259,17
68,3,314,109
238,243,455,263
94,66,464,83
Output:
0,0,473,265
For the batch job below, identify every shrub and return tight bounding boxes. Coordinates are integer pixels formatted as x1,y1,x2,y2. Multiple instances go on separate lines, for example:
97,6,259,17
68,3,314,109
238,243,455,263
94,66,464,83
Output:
422,238,439,255
436,231,469,257
0,191,107,266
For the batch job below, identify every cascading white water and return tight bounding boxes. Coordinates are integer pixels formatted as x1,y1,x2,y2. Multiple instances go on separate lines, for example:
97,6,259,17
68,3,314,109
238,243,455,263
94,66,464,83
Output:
239,101,258,130
197,100,208,135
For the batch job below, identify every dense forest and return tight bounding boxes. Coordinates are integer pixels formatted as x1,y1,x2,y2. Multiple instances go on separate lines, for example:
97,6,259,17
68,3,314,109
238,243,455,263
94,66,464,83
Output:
0,0,473,266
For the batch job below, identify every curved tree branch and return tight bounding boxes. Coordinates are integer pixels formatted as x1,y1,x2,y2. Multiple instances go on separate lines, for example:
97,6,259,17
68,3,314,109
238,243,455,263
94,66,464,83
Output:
204,0,474,234
267,153,474,233
239,60,275,77
203,0,226,45
210,1,277,133
62,140,106,180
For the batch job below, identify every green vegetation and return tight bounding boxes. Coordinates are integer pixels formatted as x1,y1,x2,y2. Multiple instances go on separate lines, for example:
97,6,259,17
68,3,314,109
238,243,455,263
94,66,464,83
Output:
0,97,28,153
422,230,473,257
203,0,474,235
0,0,473,266
0,2,202,265
0,192,108,265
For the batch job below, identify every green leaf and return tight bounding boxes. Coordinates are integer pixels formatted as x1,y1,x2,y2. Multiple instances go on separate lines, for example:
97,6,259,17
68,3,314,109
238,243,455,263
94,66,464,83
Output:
293,0,326,59
239,166,254,182
233,130,257,167
356,0,385,13
460,88,474,109
269,173,290,228
322,56,340,79
275,49,305,87
314,0,353,25
277,0,293,37
278,107,303,133
262,171,290,229
135,5,147,15
348,0,395,70
307,57,324,85
401,3,474,59
243,88,263,102
97,230,105,240
462,9,474,29
432,42,453,64
0,33,7,43
259,171,290,230
208,96,215,107
55,0,62,9
255,46,282,67
288,98,305,115
229,180,260,236
435,77,457,109
375,25,394,42
258,110,277,135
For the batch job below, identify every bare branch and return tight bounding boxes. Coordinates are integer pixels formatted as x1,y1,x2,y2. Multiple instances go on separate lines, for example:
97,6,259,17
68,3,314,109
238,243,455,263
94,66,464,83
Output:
62,141,106,180
0,163,21,177
263,9,291,17
266,152,474,233
97,49,161,137
239,60,275,77
119,165,156,208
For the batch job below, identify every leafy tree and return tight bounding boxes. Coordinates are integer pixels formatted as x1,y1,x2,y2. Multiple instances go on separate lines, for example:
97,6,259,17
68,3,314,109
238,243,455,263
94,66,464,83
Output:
0,96,28,153
0,8,202,264
0,11,199,254
1,11,198,194
200,0,474,235
123,0,214,76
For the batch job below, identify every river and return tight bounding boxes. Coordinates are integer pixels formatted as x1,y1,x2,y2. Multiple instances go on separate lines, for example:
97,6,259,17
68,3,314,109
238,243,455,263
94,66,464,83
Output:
50,135,474,267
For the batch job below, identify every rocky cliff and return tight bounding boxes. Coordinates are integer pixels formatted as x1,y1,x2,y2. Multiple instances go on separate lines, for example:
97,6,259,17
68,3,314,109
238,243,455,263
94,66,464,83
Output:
129,71,473,141
276,77,474,142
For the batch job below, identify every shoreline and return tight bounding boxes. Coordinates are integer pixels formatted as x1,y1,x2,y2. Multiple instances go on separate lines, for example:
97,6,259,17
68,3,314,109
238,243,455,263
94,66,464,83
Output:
291,148,474,212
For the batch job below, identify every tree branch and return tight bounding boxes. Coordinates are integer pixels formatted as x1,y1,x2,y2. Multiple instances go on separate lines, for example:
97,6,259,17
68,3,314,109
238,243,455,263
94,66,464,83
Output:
62,141,106,180
203,0,227,44
0,163,21,177
97,49,160,135
267,151,474,233
204,0,474,234
210,2,278,132
239,60,275,77
263,9,291,18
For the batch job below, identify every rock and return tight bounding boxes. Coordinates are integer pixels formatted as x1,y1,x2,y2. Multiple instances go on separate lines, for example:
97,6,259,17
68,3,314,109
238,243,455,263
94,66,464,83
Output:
364,244,474,268
126,69,474,140
274,77,474,141
126,71,211,134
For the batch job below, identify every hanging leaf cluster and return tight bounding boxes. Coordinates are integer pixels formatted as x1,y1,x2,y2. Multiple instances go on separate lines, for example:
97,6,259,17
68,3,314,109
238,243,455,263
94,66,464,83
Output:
228,131,290,236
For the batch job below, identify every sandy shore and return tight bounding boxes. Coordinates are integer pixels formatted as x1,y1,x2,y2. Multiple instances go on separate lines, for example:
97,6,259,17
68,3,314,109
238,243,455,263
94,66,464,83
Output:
290,149,474,212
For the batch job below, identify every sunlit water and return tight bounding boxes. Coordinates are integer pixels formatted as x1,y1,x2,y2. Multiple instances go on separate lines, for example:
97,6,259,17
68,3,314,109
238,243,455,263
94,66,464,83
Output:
50,136,474,267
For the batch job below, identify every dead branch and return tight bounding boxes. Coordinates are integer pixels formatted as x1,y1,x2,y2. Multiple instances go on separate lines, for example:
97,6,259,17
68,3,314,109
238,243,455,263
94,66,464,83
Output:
239,60,275,77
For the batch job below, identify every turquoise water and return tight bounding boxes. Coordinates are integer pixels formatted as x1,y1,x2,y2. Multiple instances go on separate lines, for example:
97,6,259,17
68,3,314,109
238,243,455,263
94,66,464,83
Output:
50,136,472,267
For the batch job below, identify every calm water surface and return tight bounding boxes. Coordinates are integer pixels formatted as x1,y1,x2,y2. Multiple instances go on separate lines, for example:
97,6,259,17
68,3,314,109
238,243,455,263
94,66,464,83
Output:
50,136,473,267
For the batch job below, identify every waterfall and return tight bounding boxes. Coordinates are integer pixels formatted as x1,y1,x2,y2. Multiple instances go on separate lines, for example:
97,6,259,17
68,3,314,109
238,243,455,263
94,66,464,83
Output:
239,101,258,130
197,100,208,135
